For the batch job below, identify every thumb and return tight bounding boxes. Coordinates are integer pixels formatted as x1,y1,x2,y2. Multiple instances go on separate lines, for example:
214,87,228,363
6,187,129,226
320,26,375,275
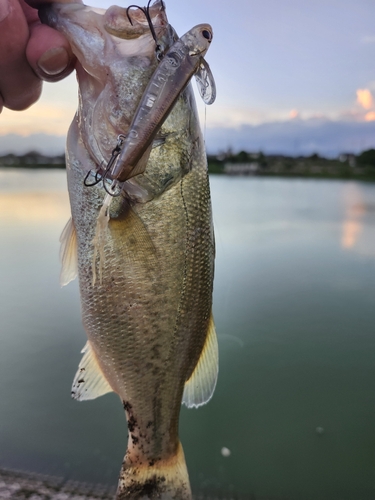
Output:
27,22,76,82
23,0,76,82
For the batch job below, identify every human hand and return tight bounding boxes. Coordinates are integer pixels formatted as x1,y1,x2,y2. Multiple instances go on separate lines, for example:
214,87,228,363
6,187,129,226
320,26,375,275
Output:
0,0,78,113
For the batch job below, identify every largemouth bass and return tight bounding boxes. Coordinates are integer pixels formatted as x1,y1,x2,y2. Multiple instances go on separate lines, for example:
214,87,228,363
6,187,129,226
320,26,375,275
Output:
40,2,218,498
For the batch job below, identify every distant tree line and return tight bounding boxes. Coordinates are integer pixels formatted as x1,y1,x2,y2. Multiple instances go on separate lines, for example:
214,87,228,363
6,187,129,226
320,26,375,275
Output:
0,151,65,168
2,148,375,180
207,148,375,180
356,148,375,167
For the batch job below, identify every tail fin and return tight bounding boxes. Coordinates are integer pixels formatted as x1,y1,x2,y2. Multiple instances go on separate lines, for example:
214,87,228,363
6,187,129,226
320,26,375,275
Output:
116,441,192,500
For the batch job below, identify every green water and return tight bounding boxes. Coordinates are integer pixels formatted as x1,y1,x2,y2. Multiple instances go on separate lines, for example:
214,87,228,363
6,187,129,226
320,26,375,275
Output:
0,169,374,499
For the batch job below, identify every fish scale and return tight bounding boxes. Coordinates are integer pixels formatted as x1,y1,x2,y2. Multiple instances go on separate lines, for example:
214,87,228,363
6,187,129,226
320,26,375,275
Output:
69,141,213,434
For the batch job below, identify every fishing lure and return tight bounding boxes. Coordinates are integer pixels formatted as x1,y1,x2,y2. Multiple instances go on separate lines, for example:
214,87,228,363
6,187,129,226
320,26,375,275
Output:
107,23,215,183
84,21,215,197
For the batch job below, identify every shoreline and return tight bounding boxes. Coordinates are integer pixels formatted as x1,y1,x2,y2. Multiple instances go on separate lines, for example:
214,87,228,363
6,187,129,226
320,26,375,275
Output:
1,164,375,183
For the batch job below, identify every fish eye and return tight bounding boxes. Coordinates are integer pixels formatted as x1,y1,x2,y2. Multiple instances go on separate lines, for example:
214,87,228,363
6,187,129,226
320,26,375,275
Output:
202,29,212,41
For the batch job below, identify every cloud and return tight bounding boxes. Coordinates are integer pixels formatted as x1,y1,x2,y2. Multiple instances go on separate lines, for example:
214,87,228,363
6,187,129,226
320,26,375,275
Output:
195,103,282,128
0,133,65,155
356,89,373,110
0,102,75,136
204,117,375,157
289,109,300,119
365,111,375,121
2,118,375,158
361,35,375,44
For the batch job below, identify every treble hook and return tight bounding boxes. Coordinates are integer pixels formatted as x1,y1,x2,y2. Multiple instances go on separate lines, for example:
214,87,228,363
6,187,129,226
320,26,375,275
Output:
102,176,123,197
83,167,103,187
83,134,125,196
126,0,164,59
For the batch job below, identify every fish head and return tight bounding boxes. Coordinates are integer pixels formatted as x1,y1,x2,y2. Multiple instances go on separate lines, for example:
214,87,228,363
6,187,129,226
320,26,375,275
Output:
39,1,169,77
38,1,173,167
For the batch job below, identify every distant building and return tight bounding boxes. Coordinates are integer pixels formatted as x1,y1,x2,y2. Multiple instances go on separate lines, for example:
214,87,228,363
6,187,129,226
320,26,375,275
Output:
339,153,356,168
224,162,260,175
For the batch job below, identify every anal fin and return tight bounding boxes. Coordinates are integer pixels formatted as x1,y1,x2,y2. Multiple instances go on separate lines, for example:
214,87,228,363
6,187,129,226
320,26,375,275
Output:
182,313,219,408
71,341,113,401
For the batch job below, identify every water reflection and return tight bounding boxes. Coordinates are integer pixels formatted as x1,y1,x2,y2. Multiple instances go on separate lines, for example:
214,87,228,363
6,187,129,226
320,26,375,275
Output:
0,192,69,224
341,183,365,249
340,182,375,258
0,168,70,229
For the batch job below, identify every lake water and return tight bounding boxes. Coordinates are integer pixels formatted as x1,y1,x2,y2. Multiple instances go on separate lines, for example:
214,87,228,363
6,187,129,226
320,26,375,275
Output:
0,169,374,500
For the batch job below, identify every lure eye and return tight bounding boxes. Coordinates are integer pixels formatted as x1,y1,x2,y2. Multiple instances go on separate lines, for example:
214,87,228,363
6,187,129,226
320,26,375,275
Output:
202,29,212,41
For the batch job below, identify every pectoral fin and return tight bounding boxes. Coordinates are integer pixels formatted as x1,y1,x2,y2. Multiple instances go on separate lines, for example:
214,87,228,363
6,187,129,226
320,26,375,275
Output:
128,143,153,179
71,341,113,401
59,217,78,287
182,314,219,408
109,203,157,268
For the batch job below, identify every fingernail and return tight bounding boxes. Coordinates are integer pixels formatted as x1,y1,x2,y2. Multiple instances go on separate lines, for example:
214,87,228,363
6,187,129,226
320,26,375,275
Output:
0,0,10,23
37,47,70,76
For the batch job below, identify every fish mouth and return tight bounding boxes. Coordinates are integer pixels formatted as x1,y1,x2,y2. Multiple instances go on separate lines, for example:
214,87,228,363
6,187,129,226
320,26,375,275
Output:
39,1,168,41
38,2,86,29
38,3,57,27
38,0,108,50
104,1,168,40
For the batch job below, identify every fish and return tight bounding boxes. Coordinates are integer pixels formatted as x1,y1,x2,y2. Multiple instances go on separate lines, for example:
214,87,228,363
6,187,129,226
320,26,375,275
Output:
39,1,218,499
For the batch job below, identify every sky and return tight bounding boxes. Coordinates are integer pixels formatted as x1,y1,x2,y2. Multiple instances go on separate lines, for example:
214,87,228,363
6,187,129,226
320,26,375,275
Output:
2,0,375,156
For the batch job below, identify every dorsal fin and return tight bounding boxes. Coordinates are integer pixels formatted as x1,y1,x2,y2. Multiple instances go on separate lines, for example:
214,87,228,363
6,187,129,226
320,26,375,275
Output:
182,314,219,408
59,217,78,287
71,341,113,401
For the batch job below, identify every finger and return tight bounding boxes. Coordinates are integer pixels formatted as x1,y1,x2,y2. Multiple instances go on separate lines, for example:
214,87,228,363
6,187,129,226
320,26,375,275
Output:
27,22,76,82
0,0,42,110
22,0,76,81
